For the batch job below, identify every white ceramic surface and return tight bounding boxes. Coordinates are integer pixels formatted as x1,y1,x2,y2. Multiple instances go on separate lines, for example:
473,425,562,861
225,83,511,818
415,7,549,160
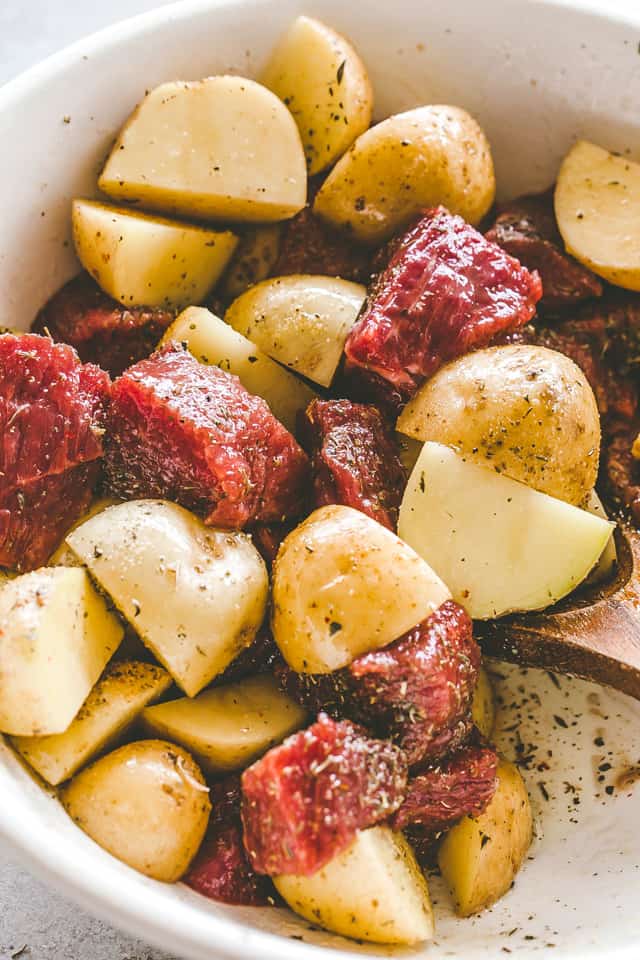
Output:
1,1,640,958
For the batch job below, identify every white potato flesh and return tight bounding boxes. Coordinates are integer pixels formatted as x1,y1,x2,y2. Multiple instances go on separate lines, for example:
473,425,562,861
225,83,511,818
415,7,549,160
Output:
225,275,366,387
161,307,317,434
399,443,614,619
0,567,123,736
142,674,307,774
66,500,268,697
99,76,307,223
272,504,451,673
584,489,617,584
471,667,496,739
72,199,237,309
314,105,495,244
61,740,210,883
261,16,373,175
555,140,640,291
438,760,533,917
49,497,120,567
221,225,282,300
275,827,434,945
397,345,601,507
12,660,171,786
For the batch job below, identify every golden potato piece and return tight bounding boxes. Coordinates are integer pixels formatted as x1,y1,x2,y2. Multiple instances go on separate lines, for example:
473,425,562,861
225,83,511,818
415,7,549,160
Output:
314,105,495,244
261,16,373,175
438,760,533,916
275,827,434,945
555,140,640,291
225,274,366,387
161,307,317,434
471,667,496,739
61,740,210,882
142,674,307,774
99,76,307,223
397,345,601,506
221,225,282,301
72,200,237,310
272,504,451,673
0,567,123,737
12,660,172,785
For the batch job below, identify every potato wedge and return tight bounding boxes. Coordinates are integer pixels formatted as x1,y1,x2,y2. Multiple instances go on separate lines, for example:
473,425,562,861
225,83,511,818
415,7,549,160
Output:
275,826,434,945
399,442,613,619
261,16,373,175
225,274,366,387
555,140,640,291
61,740,210,882
396,345,601,507
49,497,119,567
142,674,307,774
272,504,451,673
471,667,496,739
66,500,268,697
72,199,237,310
99,76,307,223
161,307,317,434
221,225,282,300
438,760,532,916
0,567,123,736
12,660,171,785
314,105,495,244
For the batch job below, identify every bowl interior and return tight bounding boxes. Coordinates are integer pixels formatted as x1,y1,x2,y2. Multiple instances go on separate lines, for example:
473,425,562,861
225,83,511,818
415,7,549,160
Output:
1,1,640,958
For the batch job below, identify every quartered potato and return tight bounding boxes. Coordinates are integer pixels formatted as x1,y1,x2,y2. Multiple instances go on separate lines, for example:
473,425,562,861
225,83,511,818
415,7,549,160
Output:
61,740,210,882
261,15,373,175
161,307,317,434
555,140,640,291
275,826,435,945
225,274,366,387
12,660,171,785
272,504,451,672
66,500,268,697
0,567,123,736
49,497,119,567
397,345,601,506
314,105,495,244
99,76,307,223
399,443,613,619
142,674,307,774
72,199,238,309
438,760,533,917
471,667,496,739
221,225,282,300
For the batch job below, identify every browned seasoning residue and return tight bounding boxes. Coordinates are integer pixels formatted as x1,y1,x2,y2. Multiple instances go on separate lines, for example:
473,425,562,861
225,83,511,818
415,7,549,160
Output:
615,764,640,791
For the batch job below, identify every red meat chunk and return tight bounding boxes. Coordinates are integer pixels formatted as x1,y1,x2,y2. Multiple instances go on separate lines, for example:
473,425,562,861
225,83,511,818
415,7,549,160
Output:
272,205,372,284
33,273,175,377
345,207,542,401
104,342,310,528
241,713,407,877
249,522,293,568
299,399,406,530
185,777,274,906
277,601,480,766
484,190,603,310
390,744,499,834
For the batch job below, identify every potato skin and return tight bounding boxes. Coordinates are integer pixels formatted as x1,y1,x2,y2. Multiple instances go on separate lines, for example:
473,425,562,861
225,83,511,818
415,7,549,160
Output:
61,740,211,883
397,345,601,506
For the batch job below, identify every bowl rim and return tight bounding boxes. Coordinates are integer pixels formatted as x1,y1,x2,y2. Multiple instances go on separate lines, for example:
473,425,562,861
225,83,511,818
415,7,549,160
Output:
2,0,640,958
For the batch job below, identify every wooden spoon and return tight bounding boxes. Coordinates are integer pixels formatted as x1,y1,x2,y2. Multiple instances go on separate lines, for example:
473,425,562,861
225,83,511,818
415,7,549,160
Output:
476,523,640,699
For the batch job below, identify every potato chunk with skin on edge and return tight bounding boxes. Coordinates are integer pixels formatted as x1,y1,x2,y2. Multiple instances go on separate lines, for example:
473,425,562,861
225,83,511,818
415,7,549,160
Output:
72,200,238,310
272,504,451,673
0,567,123,737
438,760,533,917
261,16,373,175
11,660,171,786
274,827,435,945
99,76,307,223
66,500,268,697
61,740,211,883
142,674,307,775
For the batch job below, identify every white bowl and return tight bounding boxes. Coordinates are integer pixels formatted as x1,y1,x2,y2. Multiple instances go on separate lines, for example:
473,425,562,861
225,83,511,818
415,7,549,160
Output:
1,1,640,957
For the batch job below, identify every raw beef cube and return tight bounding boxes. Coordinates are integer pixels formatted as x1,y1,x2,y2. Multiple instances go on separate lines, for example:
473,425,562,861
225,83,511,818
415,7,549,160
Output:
345,207,543,401
272,205,372,284
299,399,406,530
241,713,407,876
104,342,310,528
33,273,175,377
484,190,603,310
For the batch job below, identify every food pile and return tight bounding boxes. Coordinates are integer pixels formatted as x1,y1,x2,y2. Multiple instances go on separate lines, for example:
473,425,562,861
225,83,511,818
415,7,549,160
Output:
2,13,639,947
